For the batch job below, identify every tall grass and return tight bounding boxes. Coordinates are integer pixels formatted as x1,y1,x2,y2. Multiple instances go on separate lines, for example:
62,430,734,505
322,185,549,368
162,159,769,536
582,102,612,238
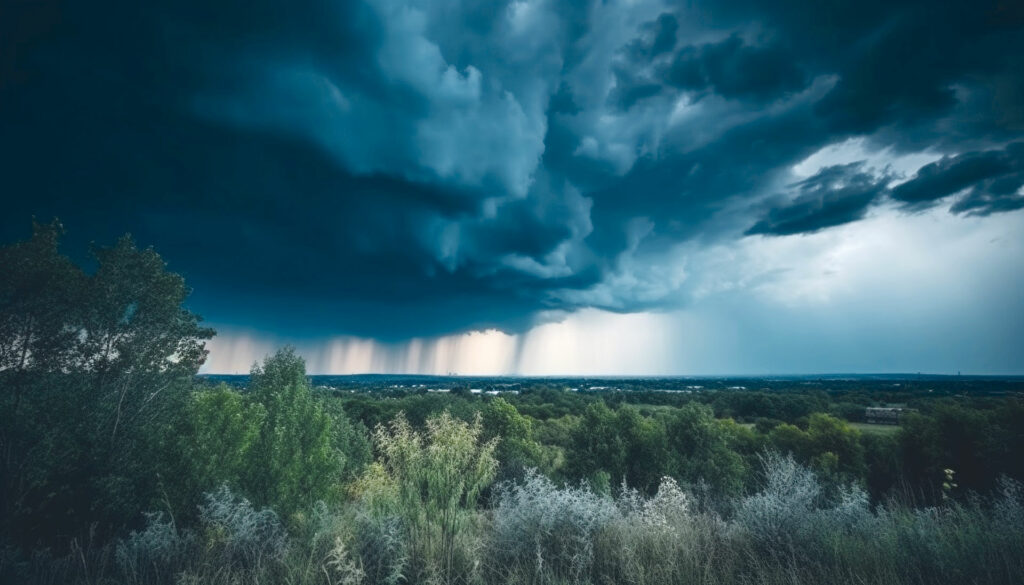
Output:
488,470,618,584
3,454,1022,585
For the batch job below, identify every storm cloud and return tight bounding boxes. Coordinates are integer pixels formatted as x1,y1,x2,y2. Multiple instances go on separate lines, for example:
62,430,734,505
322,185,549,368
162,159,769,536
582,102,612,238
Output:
746,163,890,236
893,142,1024,214
2,0,1022,342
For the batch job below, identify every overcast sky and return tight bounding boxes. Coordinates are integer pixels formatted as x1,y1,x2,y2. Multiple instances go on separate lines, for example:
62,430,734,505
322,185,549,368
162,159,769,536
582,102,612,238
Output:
2,0,1023,374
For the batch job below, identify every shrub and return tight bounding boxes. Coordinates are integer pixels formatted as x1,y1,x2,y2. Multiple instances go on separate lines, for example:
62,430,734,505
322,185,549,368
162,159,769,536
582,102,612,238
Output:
365,410,497,584
116,513,196,585
197,485,288,570
733,451,823,555
594,477,722,585
489,470,617,584
354,512,406,585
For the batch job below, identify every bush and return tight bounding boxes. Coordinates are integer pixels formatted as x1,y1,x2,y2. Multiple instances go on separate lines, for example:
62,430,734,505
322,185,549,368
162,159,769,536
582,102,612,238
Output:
363,410,497,584
197,485,288,570
116,513,196,585
6,466,1024,585
594,477,725,585
489,470,617,583
354,511,406,585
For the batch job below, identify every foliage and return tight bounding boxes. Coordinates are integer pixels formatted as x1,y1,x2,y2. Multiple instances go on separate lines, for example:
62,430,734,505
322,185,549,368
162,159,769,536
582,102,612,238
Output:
115,512,196,585
768,412,866,488
4,453,1024,585
246,348,342,517
566,402,670,492
489,470,618,584
197,485,288,568
161,353,369,520
319,394,374,482
481,398,546,480
0,222,213,546
663,403,749,495
162,384,266,516
899,401,1024,498
363,410,497,584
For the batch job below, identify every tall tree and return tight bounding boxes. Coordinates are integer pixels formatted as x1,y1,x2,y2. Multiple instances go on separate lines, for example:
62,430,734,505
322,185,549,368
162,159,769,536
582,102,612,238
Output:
0,221,83,396
482,397,544,480
664,402,748,496
246,347,340,517
80,234,213,443
0,222,214,545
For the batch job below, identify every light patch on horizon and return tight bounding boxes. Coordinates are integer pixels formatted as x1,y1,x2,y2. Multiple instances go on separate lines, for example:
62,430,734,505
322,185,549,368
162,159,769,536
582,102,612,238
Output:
312,329,521,375
515,309,675,375
202,333,280,375
202,309,675,376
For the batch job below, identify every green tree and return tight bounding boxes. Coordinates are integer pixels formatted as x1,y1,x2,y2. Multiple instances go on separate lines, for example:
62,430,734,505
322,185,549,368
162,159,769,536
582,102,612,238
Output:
862,431,900,499
616,405,671,493
0,223,214,545
1,222,84,541
166,384,266,516
81,234,214,531
664,403,748,496
81,234,213,441
567,401,628,486
565,402,671,493
805,413,865,481
246,348,340,517
768,422,809,457
769,413,865,486
318,393,374,482
0,221,83,381
482,397,545,480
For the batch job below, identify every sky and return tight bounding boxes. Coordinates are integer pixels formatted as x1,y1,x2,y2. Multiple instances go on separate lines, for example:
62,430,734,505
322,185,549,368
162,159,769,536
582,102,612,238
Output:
2,0,1023,375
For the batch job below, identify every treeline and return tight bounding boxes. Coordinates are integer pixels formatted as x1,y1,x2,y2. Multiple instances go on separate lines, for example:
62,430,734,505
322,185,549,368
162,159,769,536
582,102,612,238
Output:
2,223,1024,585
335,383,1024,500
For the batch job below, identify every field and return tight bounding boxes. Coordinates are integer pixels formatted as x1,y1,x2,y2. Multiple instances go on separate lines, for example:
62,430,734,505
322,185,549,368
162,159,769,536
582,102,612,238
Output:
849,421,901,434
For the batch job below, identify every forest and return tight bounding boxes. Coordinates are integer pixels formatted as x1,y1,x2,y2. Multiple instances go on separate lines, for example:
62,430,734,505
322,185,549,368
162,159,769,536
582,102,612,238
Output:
2,223,1023,585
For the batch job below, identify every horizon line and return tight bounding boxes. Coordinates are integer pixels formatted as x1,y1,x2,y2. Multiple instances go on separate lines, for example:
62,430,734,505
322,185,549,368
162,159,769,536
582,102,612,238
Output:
197,372,1024,379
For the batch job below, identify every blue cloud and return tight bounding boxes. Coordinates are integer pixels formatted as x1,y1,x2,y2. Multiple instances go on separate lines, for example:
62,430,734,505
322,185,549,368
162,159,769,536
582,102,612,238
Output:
1,0,1021,339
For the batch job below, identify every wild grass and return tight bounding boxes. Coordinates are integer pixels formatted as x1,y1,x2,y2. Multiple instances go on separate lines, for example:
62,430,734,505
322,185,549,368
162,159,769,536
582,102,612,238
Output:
3,454,1022,585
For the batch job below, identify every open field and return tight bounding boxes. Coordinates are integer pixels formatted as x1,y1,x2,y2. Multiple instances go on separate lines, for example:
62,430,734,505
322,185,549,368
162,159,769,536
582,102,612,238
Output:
849,422,901,434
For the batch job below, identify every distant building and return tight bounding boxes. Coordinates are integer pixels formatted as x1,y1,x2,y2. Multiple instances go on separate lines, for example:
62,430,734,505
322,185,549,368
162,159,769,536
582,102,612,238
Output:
865,406,915,425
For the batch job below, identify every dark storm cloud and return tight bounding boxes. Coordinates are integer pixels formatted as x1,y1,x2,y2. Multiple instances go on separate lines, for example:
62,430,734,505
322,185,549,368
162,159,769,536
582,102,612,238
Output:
749,142,1024,234
610,19,806,110
892,143,1024,215
663,35,807,102
1,0,1022,338
746,163,890,236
